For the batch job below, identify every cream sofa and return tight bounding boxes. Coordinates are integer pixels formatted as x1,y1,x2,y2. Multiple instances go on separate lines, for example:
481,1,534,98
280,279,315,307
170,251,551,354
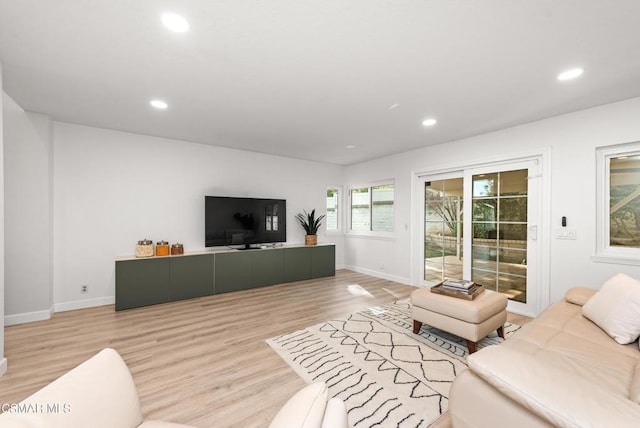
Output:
0,348,348,428
449,286,640,427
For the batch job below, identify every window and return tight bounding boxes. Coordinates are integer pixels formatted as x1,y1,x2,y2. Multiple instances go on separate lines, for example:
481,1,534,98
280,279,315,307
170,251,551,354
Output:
326,188,339,231
350,183,394,233
595,142,640,264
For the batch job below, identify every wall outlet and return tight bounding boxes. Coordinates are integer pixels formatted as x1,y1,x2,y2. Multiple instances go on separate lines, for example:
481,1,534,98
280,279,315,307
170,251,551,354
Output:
81,284,88,294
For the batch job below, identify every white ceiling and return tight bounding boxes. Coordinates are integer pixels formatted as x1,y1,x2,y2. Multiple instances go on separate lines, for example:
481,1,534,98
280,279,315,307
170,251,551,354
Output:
1,1,640,165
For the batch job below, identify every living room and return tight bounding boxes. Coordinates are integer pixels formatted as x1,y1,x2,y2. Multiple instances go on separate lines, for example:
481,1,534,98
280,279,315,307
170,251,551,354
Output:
2,1,640,427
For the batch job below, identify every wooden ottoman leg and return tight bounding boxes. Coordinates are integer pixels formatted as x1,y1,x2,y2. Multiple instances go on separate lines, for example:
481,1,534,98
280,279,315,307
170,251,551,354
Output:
466,340,477,354
497,325,505,339
413,320,423,334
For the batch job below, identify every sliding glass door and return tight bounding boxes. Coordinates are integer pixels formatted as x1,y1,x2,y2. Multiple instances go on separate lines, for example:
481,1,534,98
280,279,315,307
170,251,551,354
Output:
419,159,540,314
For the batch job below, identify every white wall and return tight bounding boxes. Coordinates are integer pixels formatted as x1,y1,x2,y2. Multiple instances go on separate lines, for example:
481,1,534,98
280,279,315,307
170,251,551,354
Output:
52,123,344,310
0,63,7,376
344,96,640,305
3,94,53,324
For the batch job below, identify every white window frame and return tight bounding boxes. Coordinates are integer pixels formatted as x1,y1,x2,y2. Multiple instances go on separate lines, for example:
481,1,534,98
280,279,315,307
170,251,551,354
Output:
346,180,395,239
594,141,640,265
325,186,342,233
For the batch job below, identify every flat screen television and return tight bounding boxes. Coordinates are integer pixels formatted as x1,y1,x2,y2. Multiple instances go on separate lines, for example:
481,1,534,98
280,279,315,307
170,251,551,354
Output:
205,196,287,249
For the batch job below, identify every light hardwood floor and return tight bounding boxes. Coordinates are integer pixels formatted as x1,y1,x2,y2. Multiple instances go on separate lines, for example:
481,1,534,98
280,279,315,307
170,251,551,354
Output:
0,270,530,427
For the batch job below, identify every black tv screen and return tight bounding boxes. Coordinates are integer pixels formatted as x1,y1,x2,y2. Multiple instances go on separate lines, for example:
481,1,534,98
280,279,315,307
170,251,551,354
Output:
205,196,287,248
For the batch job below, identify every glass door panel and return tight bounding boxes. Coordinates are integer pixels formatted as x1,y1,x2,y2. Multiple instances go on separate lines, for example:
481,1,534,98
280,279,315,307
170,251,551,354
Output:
423,178,464,282
471,169,528,303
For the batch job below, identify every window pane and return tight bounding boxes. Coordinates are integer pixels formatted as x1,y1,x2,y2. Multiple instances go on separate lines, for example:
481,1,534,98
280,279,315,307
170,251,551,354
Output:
499,197,527,222
473,198,497,221
326,188,339,230
472,269,497,291
351,188,370,231
424,178,463,282
473,174,498,197
499,169,528,196
372,184,394,232
424,260,444,282
609,156,640,248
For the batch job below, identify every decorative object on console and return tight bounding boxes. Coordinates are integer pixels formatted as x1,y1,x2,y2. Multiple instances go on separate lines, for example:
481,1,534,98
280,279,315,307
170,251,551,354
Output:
135,239,154,258
295,209,325,246
155,241,169,256
171,243,184,255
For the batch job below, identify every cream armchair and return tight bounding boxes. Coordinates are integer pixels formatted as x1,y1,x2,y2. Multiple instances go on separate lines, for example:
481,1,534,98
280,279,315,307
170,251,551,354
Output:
0,348,349,428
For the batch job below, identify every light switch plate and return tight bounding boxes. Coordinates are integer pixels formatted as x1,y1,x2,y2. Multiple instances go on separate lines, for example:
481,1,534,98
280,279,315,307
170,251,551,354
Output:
555,229,577,240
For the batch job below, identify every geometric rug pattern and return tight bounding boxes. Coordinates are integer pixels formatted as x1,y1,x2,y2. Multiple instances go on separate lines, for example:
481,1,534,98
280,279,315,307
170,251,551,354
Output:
267,299,520,427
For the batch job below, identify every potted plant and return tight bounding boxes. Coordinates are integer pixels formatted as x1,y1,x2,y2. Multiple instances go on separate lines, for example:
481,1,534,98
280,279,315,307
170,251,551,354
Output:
295,209,326,246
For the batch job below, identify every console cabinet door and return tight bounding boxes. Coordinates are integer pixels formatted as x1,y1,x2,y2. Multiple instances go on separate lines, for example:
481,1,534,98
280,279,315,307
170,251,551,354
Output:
215,251,252,293
169,254,214,301
311,245,336,278
283,248,312,282
116,258,170,310
252,249,284,287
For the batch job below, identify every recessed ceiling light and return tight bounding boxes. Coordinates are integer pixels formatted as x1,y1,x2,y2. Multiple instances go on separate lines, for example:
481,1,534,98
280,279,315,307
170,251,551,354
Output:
150,99,168,109
557,67,584,81
345,145,356,149
422,118,437,127
161,13,189,33
389,103,400,110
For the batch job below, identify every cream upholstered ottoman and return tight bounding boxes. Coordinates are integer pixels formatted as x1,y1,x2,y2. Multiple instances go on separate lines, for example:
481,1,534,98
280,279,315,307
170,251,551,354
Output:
411,287,508,353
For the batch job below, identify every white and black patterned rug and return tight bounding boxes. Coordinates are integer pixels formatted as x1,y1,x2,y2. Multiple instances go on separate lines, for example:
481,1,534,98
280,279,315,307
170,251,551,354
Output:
266,299,520,428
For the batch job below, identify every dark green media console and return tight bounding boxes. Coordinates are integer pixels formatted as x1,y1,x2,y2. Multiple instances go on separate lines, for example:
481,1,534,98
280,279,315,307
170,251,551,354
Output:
115,244,335,310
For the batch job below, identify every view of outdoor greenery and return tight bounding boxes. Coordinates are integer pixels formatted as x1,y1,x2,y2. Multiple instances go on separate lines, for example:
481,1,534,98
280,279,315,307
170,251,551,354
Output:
424,178,463,281
609,156,640,248
471,170,528,302
326,188,338,230
424,169,528,302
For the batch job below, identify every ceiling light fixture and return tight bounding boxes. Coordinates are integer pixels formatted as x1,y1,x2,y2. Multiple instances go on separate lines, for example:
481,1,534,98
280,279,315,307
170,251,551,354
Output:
161,13,189,33
345,145,356,149
389,103,400,110
422,118,437,127
150,99,168,109
557,67,584,81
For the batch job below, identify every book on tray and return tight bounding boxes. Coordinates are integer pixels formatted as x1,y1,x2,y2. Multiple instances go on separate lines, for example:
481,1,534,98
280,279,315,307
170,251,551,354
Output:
441,278,475,293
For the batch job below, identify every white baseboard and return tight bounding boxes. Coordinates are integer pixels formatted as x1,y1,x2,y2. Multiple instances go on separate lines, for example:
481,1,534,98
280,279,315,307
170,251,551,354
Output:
4,305,55,326
343,265,411,285
0,357,7,377
54,296,115,313
335,263,346,270
4,297,115,326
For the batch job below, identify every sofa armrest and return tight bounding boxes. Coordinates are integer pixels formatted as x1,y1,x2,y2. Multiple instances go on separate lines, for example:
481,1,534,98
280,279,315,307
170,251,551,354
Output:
0,348,143,428
468,346,640,427
564,287,597,306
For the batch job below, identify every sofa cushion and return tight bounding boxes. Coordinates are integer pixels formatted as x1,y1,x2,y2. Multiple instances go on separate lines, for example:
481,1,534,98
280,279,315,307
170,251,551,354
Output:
564,287,597,306
269,382,328,428
582,273,640,344
468,346,640,427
